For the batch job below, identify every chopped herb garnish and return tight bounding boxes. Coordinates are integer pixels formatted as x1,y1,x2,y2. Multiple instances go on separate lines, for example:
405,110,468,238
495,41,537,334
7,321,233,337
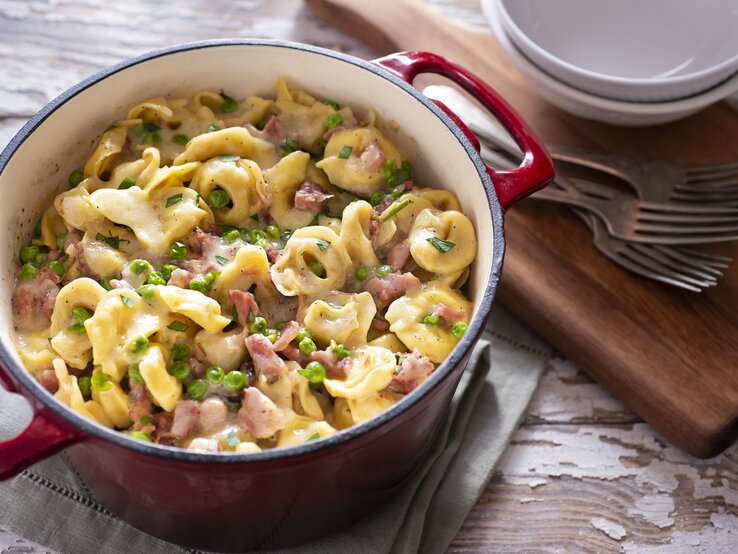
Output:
338,145,352,159
142,122,160,132
255,115,269,130
130,335,149,354
369,190,386,206
120,295,134,308
95,231,130,250
166,193,183,207
219,154,240,162
143,131,161,145
128,364,144,384
316,239,330,251
321,99,340,110
207,123,221,133
129,431,153,442
307,432,321,442
278,138,299,157
77,376,91,399
427,236,456,253
379,198,411,222
423,313,441,326
167,321,188,332
220,91,239,113
326,112,343,129
91,370,113,392
329,340,351,360
225,431,240,448
119,176,137,189
214,255,229,266
68,170,84,188
384,159,412,187
171,134,189,146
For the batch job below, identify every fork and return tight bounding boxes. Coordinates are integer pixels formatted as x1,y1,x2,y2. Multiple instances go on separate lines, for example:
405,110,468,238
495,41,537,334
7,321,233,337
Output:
482,146,731,291
424,85,738,205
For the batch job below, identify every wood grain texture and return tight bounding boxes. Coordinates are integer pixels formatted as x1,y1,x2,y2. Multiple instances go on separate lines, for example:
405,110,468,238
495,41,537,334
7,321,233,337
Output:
1,1,737,552
305,0,738,459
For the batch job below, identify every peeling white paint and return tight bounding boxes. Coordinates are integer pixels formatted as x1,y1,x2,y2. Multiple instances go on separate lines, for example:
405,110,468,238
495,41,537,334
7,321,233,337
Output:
591,517,627,540
629,495,675,529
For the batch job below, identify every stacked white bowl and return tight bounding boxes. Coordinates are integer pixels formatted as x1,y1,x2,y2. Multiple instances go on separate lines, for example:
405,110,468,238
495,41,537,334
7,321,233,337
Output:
481,0,738,125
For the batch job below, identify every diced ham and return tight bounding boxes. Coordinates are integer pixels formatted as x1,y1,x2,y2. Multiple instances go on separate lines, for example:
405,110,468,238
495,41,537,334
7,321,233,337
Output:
323,125,347,141
390,351,434,394
168,399,200,441
374,199,391,215
371,315,390,333
387,240,411,270
189,357,207,379
63,232,81,254
73,242,97,279
167,268,195,288
109,279,134,290
266,246,280,264
360,140,385,172
47,250,61,262
39,369,59,394
310,349,351,380
293,181,333,213
188,438,222,453
152,411,174,443
402,180,414,191
436,303,466,324
128,381,153,429
229,290,260,326
369,219,380,240
13,271,61,331
238,388,287,439
281,343,310,366
245,334,287,383
364,272,421,305
197,397,228,433
271,320,300,352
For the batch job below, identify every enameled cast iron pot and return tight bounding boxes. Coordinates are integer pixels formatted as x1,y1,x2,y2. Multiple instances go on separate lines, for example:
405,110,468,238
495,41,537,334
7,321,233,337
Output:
0,40,553,551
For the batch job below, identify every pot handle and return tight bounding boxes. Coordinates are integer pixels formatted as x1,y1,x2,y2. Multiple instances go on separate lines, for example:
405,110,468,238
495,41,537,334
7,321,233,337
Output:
0,365,85,479
372,51,554,211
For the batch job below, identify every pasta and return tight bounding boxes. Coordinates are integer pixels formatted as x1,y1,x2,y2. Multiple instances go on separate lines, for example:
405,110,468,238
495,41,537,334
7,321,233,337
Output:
11,79,477,453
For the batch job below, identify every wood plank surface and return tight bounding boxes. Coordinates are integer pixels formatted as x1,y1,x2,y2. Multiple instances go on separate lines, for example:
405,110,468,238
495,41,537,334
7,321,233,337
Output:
305,0,738,459
0,1,737,552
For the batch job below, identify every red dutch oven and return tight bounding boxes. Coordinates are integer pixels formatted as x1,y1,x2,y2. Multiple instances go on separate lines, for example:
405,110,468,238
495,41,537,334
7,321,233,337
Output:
0,40,553,551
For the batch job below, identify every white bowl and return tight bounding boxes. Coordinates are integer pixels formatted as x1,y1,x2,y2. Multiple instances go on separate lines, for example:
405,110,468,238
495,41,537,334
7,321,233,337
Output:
481,0,738,126
496,0,738,102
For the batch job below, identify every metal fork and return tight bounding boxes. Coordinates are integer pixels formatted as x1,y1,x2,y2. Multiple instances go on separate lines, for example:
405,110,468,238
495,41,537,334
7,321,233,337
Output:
482,146,731,291
424,85,738,205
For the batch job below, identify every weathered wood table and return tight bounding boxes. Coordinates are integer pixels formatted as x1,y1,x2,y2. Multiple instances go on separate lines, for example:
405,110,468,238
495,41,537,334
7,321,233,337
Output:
0,1,736,552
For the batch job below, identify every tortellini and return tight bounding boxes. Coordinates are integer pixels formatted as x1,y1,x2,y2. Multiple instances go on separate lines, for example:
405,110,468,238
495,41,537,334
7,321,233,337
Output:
263,151,314,230
385,282,472,363
303,292,376,347
270,226,351,297
408,208,477,275
323,346,396,399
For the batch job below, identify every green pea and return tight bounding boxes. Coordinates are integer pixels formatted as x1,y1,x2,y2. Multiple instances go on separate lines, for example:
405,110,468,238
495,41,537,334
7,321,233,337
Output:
171,343,192,362
77,375,92,400
47,260,65,277
222,228,241,242
136,284,156,300
208,189,230,209
329,340,351,361
91,370,112,392
308,261,325,277
354,267,369,280
298,337,317,356
130,259,150,275
265,224,281,239
71,307,91,324
34,252,46,265
249,229,267,244
100,275,114,290
130,336,149,354
296,327,312,344
451,322,468,340
249,316,267,335
171,134,189,146
19,245,40,264
423,313,441,326
224,370,246,391
298,361,326,384
325,112,343,129
129,431,153,442
168,241,187,260
374,264,393,278
56,233,67,251
19,263,39,280
170,361,191,381
205,365,225,384
143,131,161,145
68,169,84,187
266,330,279,344
187,378,209,400
128,363,144,384
160,264,177,281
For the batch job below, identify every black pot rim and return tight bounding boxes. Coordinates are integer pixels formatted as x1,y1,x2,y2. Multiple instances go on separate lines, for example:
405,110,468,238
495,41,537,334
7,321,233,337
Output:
0,38,505,465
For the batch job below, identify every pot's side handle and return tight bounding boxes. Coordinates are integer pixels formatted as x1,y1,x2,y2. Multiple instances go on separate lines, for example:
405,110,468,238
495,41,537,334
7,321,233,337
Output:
372,51,555,211
0,365,86,480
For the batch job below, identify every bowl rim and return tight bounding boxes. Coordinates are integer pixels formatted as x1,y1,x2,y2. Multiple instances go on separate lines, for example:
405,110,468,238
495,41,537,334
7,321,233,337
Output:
496,0,738,89
0,38,505,465
482,0,738,113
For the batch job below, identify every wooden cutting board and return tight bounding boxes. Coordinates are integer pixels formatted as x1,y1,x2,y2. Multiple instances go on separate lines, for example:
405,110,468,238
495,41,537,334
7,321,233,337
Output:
306,0,738,458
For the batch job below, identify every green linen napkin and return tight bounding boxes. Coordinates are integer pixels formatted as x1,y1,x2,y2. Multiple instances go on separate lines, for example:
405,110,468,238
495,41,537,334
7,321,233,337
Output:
0,303,552,554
